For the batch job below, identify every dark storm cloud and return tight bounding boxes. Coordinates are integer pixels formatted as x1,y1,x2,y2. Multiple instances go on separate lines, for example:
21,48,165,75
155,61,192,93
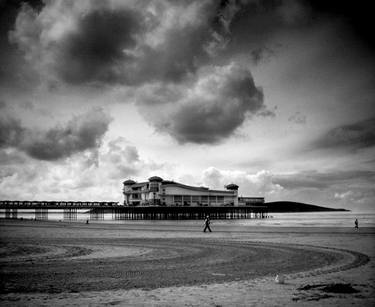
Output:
22,108,112,160
0,108,111,161
9,1,224,86
273,170,375,190
6,0,319,87
0,116,25,148
167,102,244,144
147,63,268,144
56,8,142,85
314,118,375,151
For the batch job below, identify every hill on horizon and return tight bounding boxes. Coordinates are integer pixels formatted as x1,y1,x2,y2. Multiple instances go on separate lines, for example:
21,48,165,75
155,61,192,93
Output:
265,201,349,213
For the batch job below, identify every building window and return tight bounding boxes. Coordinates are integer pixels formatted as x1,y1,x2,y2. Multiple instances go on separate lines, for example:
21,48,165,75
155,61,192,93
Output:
217,196,224,202
209,196,216,201
150,182,159,192
174,195,182,202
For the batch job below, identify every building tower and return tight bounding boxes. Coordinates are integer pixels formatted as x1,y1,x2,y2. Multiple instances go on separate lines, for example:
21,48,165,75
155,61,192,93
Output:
225,183,239,206
148,176,163,206
123,179,136,205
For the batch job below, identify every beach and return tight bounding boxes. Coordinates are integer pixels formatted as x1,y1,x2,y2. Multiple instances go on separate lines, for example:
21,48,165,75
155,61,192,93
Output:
0,219,374,306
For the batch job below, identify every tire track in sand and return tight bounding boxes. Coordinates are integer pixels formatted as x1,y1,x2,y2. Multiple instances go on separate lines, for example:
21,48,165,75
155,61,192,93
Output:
0,238,370,293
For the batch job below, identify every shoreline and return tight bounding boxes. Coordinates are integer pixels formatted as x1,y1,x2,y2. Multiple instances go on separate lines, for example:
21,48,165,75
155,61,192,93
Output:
2,218,375,232
1,219,374,306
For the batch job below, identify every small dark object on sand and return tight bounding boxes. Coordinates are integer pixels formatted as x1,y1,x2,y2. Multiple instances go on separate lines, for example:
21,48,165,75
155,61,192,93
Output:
86,219,89,224
298,283,359,294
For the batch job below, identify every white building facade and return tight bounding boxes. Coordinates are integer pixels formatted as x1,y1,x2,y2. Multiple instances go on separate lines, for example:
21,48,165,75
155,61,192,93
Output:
123,176,264,207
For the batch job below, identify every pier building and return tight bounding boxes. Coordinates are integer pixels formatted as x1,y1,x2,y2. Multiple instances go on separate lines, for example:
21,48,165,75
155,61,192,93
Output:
123,176,264,207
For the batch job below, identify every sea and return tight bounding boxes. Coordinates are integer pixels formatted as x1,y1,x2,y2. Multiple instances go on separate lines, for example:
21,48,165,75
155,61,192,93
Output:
1,209,375,227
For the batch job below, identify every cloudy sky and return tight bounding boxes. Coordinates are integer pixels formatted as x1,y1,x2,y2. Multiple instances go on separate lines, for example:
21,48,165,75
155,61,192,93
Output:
1,0,374,211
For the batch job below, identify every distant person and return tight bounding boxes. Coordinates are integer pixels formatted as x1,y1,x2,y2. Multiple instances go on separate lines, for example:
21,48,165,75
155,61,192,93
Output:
355,218,358,229
203,215,212,232
86,219,89,224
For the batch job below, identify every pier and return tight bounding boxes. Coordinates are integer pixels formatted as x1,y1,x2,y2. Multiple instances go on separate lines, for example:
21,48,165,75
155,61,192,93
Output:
0,201,268,220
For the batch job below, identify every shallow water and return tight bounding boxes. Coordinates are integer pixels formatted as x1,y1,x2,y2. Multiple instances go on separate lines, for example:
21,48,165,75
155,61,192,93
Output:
239,211,375,227
1,209,374,227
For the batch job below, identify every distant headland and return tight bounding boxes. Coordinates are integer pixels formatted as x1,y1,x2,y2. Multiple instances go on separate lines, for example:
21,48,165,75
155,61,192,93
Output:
265,201,349,213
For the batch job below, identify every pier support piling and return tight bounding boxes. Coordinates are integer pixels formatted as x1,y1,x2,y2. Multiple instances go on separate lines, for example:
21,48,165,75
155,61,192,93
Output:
35,208,48,220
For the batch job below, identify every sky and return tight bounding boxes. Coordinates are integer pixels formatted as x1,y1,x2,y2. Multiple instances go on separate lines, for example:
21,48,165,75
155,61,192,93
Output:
0,0,374,211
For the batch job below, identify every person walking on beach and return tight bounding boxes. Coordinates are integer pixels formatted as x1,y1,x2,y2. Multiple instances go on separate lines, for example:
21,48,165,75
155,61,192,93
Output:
355,218,359,229
203,215,212,232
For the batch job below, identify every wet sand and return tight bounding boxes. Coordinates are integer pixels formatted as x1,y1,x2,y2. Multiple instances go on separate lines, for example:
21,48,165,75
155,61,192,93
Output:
0,219,374,306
